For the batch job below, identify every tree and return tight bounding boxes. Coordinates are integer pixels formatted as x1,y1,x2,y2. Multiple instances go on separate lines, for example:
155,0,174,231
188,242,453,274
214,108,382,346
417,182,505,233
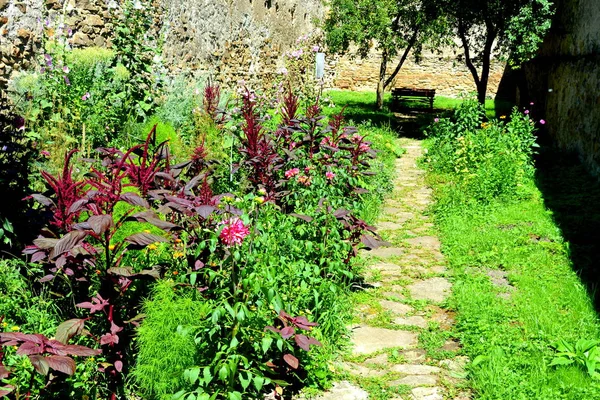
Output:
324,0,448,109
443,0,554,103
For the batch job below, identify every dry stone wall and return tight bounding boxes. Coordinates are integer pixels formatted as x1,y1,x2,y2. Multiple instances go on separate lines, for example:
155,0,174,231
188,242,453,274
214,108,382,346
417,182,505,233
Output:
523,0,600,174
331,45,505,98
2,0,503,98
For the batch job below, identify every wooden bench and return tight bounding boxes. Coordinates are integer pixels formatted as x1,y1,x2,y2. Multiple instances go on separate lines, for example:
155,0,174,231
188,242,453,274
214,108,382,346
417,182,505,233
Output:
391,87,436,110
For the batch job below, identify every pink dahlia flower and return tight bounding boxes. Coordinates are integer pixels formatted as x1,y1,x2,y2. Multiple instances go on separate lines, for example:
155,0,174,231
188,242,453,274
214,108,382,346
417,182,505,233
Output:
285,168,300,179
219,218,250,246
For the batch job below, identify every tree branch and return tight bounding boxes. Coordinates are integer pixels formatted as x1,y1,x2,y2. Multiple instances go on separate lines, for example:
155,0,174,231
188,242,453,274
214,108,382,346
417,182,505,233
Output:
458,19,480,86
384,31,419,89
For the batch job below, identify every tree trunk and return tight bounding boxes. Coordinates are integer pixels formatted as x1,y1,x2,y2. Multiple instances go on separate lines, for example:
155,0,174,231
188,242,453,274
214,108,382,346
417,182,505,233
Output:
376,49,388,110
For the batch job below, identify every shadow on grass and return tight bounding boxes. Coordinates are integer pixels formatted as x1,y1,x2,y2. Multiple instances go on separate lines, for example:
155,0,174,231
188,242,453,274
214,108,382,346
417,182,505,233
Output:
535,146,600,310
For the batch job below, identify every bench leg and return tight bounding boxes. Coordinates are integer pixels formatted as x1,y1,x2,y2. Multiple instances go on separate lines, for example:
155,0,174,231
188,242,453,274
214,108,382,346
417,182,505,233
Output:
429,97,434,110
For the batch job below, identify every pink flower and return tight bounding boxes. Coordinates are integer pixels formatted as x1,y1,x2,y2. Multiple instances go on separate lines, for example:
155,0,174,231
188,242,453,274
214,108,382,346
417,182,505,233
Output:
312,45,320,52
351,133,363,144
325,171,335,181
63,66,70,74
434,118,439,123
524,110,530,114
81,92,91,101
530,102,534,105
278,67,288,75
304,166,311,173
285,168,300,179
41,150,50,157
359,143,370,152
219,218,250,247
540,119,546,125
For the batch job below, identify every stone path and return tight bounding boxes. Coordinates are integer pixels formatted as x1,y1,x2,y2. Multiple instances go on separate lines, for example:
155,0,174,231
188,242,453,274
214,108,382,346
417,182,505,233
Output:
314,139,470,400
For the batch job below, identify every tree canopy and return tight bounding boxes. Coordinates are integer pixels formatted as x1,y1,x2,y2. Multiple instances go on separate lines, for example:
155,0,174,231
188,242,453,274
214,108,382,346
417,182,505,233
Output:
443,0,554,102
324,0,449,109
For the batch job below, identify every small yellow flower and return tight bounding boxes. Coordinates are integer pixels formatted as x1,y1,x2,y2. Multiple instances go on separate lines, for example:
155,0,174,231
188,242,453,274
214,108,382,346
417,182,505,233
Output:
173,251,185,259
500,115,507,119
172,270,179,275
143,229,151,234
276,387,284,395
1,321,7,328
108,244,116,251
11,326,20,331
147,244,157,250
255,196,265,204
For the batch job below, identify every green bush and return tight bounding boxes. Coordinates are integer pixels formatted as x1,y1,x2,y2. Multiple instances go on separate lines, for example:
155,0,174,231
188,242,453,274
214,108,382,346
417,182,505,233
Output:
424,97,537,204
134,281,214,400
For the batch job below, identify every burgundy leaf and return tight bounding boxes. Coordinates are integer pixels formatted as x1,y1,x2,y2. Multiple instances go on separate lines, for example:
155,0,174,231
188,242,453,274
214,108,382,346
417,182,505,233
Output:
264,326,280,334
195,205,216,219
55,319,86,344
124,233,168,247
360,234,391,250
33,238,59,249
0,385,14,397
100,333,119,346
30,194,54,207
292,315,318,330
283,353,299,369
110,322,123,335
119,192,150,208
294,334,322,351
106,266,135,277
51,231,88,258
280,326,295,339
87,215,114,235
333,208,352,218
28,355,49,375
68,198,89,214
31,251,47,263
290,213,313,222
46,355,76,375
76,294,109,314
353,187,369,194
0,366,10,380
114,360,123,372
61,344,101,357
16,341,42,356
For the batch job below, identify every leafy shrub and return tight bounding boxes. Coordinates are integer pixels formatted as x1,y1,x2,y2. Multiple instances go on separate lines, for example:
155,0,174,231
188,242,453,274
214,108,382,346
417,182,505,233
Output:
424,96,538,204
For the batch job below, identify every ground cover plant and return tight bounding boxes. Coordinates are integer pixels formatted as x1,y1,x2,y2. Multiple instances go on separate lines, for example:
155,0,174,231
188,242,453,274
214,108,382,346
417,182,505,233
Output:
424,99,600,399
0,75,400,399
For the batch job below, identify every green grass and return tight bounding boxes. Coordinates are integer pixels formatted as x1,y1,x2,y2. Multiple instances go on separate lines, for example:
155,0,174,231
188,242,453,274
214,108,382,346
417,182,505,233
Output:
428,173,600,399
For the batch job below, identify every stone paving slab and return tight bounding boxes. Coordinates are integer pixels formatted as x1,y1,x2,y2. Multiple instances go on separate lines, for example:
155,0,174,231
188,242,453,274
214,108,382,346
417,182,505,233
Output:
351,326,418,355
408,277,452,303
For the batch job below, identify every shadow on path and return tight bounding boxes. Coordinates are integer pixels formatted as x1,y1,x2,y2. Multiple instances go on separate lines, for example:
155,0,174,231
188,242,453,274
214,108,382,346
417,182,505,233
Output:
535,146,600,309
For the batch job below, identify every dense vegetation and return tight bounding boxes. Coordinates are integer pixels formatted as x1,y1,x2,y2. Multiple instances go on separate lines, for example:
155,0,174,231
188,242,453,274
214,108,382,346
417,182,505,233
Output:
424,99,600,399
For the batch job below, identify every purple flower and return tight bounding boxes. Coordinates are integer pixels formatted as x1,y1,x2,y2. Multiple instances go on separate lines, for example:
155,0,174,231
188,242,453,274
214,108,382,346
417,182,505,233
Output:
82,92,91,101
312,45,320,52
524,110,529,115
530,102,534,105
63,66,70,74
434,118,439,123
540,119,546,125
63,75,71,86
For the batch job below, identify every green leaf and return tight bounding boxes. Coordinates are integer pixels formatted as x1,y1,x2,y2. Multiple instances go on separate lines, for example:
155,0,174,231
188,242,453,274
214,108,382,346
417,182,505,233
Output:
253,376,265,391
262,337,273,354
218,365,228,382
228,392,242,400
549,357,574,367
239,372,252,390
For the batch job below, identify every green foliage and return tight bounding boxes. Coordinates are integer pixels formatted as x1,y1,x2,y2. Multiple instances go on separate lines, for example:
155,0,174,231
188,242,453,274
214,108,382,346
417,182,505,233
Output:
441,0,554,101
134,281,214,399
110,0,163,120
550,339,600,379
424,96,538,204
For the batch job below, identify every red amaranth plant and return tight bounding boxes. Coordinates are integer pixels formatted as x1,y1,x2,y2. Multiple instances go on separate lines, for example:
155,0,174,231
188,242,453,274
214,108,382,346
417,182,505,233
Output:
34,149,85,231
203,80,221,123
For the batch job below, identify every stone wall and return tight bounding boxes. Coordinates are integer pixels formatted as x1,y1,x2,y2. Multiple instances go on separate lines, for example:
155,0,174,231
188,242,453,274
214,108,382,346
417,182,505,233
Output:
0,0,115,88
522,0,600,174
0,0,324,90
1,0,505,98
330,45,505,98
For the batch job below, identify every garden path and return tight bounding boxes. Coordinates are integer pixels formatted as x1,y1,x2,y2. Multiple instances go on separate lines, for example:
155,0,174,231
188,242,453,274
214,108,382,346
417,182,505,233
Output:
314,138,471,400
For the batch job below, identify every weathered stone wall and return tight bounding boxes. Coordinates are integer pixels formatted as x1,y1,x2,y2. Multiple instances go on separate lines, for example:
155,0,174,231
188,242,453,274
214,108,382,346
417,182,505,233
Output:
0,0,115,88
330,45,505,98
522,0,600,174
2,0,504,98
0,0,324,90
